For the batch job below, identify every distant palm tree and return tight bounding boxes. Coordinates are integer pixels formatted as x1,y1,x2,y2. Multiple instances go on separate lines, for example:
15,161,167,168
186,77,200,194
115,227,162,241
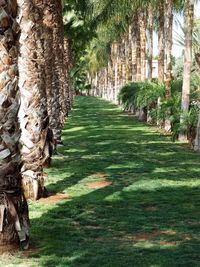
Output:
178,0,194,141
147,4,154,80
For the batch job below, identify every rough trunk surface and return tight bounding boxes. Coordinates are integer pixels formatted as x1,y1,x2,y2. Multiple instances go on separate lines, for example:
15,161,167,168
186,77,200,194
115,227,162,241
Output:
164,0,173,131
17,0,49,200
179,0,194,141
164,0,173,99
158,3,165,83
140,8,147,81
64,38,71,114
147,5,153,80
0,0,29,249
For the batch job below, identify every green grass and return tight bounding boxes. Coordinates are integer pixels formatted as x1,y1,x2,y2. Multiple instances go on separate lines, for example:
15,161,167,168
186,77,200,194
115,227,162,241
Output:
2,96,200,266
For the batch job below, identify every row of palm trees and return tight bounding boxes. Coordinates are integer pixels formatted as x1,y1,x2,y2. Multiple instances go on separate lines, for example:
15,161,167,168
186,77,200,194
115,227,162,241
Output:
88,0,198,146
0,0,198,253
0,0,72,250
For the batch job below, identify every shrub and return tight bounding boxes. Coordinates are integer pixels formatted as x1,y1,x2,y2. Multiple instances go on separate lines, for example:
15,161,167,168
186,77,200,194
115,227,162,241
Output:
118,81,165,111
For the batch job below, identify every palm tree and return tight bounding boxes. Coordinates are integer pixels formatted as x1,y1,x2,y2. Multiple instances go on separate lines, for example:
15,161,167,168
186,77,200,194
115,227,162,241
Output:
164,0,173,131
147,4,153,80
51,0,66,145
158,2,165,83
179,0,194,141
0,0,29,250
17,0,50,200
140,7,147,81
130,16,138,81
136,12,142,81
55,0,66,128
64,38,71,114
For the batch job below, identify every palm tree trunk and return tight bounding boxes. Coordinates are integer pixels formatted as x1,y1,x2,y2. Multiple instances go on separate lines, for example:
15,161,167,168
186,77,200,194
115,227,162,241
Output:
164,0,173,98
43,0,56,165
164,0,173,131
17,0,49,200
125,34,130,83
49,0,65,145
140,8,147,81
115,45,119,101
158,3,165,83
111,43,116,102
56,0,66,128
128,26,133,81
136,13,141,82
111,43,118,102
179,0,194,141
147,5,153,80
157,2,165,126
194,104,200,151
67,39,74,105
131,14,138,82
0,0,29,250
108,60,112,100
121,39,126,87
64,38,71,114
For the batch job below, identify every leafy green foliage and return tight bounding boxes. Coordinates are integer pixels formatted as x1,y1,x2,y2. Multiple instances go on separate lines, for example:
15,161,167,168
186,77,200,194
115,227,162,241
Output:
118,81,165,110
135,81,165,108
151,93,182,140
118,82,140,110
119,80,200,144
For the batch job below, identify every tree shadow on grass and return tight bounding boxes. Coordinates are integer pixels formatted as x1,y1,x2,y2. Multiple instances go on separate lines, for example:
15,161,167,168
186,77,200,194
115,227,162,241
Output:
30,184,200,267
26,96,200,267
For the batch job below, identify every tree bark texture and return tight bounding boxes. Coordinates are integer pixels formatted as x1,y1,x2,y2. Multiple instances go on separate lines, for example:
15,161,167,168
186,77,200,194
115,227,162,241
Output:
158,3,165,83
164,0,173,98
17,0,49,200
64,37,71,114
131,14,138,82
179,0,194,141
139,8,147,81
164,0,173,131
136,12,141,82
0,0,29,250
147,5,153,80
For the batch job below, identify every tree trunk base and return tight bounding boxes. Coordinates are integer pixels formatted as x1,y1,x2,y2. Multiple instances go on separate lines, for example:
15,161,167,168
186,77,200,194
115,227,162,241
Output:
179,133,188,142
164,119,171,132
0,163,29,251
22,176,48,201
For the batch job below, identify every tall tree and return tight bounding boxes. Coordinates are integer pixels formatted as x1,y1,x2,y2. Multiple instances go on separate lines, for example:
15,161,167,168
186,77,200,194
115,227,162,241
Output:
158,2,165,83
147,4,153,80
0,0,29,250
179,0,194,141
50,0,65,145
64,38,71,114
17,0,50,200
136,12,141,81
164,0,173,131
130,15,138,81
140,8,147,81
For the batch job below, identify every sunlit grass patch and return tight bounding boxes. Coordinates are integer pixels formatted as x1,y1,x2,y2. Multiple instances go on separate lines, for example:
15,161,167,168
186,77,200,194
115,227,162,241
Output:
2,96,200,267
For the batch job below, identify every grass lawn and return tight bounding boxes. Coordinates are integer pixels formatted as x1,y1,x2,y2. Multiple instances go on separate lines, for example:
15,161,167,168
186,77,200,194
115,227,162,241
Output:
2,96,200,266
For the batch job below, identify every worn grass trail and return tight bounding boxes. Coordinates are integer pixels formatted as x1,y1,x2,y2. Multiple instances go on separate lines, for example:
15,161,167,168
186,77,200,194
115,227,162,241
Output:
4,96,200,266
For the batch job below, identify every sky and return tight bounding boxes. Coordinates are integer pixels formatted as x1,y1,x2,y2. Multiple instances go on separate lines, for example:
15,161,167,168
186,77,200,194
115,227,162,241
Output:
153,2,200,58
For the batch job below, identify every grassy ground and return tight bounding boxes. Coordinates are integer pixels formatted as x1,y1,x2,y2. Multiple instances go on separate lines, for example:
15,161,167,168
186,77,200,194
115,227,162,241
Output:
2,96,200,266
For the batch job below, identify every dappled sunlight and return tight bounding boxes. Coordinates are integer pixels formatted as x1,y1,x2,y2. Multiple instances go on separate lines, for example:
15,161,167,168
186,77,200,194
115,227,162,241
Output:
14,96,200,267
64,126,86,132
123,179,200,192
